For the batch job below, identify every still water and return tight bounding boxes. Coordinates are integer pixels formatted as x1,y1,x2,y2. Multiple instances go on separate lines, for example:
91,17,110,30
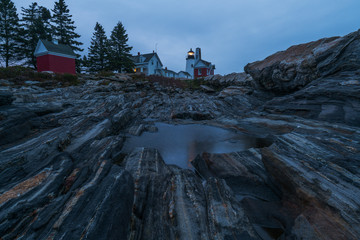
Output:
122,122,257,169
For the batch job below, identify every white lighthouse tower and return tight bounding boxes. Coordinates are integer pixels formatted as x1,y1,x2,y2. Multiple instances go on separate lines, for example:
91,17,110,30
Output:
186,48,195,78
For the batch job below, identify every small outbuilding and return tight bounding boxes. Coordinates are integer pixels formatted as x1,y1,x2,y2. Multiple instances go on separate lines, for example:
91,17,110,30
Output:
34,39,76,74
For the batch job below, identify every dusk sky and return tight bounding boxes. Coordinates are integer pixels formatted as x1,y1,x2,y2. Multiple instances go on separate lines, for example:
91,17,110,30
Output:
14,0,360,75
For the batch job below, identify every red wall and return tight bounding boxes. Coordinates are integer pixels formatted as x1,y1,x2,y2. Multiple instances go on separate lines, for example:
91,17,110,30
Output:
37,54,76,75
194,68,214,78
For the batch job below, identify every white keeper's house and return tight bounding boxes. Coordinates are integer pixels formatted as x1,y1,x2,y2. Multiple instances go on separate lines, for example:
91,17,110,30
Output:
131,47,215,79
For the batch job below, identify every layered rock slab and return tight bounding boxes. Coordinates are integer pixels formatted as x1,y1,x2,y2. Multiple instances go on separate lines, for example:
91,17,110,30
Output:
263,74,360,127
124,147,258,240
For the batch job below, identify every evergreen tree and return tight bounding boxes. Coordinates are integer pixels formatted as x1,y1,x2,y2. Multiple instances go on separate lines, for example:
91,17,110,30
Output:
51,0,82,53
79,55,89,73
19,2,52,68
88,22,109,72
38,6,52,39
0,0,20,67
108,21,134,72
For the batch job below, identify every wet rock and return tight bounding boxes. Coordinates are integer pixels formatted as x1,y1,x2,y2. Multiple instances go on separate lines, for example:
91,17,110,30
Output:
128,124,158,136
124,148,259,240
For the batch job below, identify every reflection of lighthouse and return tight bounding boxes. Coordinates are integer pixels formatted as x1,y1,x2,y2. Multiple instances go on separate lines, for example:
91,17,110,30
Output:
186,48,195,78
187,139,215,168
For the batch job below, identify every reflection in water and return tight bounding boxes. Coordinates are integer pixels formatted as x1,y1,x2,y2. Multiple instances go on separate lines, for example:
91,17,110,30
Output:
122,123,257,169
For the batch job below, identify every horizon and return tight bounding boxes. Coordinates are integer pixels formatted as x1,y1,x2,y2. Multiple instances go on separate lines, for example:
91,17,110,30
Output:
13,0,360,75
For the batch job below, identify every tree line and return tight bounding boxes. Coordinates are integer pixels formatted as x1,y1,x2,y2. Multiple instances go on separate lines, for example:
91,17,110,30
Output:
84,22,133,73
0,0,134,73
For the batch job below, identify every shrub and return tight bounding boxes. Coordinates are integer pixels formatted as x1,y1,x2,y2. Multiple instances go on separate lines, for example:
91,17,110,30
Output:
55,73,79,86
97,71,114,77
0,66,33,79
34,72,53,80
184,78,206,90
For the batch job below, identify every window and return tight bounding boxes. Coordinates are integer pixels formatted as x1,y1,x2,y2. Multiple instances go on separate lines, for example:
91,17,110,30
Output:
198,69,201,75
152,61,154,65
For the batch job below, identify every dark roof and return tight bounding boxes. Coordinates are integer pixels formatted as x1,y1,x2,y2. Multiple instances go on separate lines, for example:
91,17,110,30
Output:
130,53,163,66
179,71,191,76
41,39,76,57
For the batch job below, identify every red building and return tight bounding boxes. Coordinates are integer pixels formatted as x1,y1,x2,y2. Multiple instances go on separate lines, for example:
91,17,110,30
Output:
34,39,76,74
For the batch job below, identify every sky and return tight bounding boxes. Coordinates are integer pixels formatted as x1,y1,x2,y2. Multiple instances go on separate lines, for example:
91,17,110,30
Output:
13,0,360,75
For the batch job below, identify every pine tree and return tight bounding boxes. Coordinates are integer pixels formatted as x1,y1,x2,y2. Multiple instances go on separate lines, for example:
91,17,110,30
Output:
38,6,52,40
88,22,109,72
51,0,82,53
19,2,52,68
108,21,134,72
0,0,20,67
79,55,89,73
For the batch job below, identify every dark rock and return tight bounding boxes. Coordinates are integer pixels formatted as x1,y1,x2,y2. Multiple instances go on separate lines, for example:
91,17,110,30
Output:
261,130,360,240
0,108,36,146
111,109,133,134
204,72,254,88
200,84,215,93
171,111,213,120
0,92,14,106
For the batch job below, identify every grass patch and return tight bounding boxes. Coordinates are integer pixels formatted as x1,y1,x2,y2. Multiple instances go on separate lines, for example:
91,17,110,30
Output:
0,66,80,87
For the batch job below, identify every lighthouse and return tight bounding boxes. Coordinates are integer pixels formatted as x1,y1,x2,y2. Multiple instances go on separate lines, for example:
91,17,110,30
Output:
185,47,215,79
186,48,195,78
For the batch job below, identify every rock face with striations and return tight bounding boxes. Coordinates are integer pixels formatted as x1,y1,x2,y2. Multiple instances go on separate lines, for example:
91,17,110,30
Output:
1,29,360,240
245,29,360,93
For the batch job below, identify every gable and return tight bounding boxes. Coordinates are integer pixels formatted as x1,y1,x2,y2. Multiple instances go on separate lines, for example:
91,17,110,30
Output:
194,59,212,69
194,60,207,68
149,55,163,67
131,53,163,67
34,41,48,56
153,54,163,67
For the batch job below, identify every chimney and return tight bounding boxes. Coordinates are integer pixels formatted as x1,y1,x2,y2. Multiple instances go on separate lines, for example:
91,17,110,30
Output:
53,39,58,45
138,52,140,56
165,67,167,70
195,48,201,60
153,50,155,53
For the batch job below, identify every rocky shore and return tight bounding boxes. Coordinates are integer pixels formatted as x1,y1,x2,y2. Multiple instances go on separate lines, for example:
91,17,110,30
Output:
1,30,360,240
